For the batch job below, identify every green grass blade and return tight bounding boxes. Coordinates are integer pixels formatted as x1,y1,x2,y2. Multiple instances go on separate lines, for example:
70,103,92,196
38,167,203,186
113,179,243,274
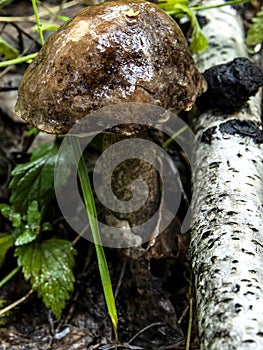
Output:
71,136,118,338
0,266,20,289
31,0,45,46
163,125,188,148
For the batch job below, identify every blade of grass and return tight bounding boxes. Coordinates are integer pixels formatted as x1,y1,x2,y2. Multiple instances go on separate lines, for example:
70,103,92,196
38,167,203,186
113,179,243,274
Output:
31,0,45,46
0,266,20,289
70,136,118,341
163,125,188,148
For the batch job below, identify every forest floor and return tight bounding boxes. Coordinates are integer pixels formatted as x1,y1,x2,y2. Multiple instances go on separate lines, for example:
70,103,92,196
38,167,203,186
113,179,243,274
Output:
0,0,261,349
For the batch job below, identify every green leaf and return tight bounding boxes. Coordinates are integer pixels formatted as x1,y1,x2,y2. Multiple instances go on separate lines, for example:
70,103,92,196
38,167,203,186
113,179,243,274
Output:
57,15,70,22
0,36,19,59
158,0,188,13
15,239,76,318
24,127,40,138
0,234,14,266
190,18,208,53
0,202,49,246
32,22,60,33
172,4,208,53
15,201,42,246
27,201,41,227
0,204,21,227
157,1,208,53
14,228,37,246
9,143,59,212
246,6,263,46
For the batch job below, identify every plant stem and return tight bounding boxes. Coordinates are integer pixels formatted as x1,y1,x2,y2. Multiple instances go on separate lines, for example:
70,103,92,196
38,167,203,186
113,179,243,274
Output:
0,289,33,316
191,0,250,12
0,53,37,68
0,266,20,289
70,136,118,341
31,0,45,46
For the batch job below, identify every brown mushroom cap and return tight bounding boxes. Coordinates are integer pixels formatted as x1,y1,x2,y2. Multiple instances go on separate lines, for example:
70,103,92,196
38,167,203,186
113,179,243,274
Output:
15,0,206,134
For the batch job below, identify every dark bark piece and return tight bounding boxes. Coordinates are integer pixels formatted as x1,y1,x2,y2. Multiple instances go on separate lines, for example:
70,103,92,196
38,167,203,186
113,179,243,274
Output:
197,57,263,111
219,120,263,144
201,120,263,145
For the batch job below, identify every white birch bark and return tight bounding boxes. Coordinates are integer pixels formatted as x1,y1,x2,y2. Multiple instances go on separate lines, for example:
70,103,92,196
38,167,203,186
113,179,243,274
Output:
189,2,263,349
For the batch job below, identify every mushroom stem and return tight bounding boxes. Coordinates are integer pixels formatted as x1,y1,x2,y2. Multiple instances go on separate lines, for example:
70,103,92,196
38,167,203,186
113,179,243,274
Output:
100,129,161,245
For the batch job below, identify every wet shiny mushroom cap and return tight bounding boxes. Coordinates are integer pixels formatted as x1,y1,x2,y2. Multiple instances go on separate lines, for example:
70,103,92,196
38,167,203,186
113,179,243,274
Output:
15,0,206,134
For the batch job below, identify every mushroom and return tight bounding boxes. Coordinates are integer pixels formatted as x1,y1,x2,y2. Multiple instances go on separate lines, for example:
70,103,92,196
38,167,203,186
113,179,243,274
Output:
15,0,206,134
15,0,206,244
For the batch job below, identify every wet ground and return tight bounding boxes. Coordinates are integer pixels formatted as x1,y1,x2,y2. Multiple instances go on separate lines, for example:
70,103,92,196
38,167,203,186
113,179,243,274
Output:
1,0,261,349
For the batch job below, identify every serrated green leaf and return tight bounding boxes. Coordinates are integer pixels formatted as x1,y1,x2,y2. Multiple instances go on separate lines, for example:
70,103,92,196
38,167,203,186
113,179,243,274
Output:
14,228,37,246
246,6,263,46
0,202,49,246
15,239,76,318
16,199,43,245
26,201,41,227
0,234,14,266
0,204,21,227
0,36,19,59
9,143,58,212
158,2,208,53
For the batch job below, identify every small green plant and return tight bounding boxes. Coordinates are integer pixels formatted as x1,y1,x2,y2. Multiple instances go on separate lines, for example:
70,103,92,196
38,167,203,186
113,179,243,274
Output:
157,0,251,53
15,238,76,318
0,144,76,318
157,0,208,53
0,135,118,332
246,5,263,46
9,142,59,212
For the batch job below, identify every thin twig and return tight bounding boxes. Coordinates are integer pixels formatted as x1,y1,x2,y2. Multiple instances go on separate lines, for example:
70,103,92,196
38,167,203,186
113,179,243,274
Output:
128,322,165,345
0,289,33,316
185,271,193,350
114,260,126,299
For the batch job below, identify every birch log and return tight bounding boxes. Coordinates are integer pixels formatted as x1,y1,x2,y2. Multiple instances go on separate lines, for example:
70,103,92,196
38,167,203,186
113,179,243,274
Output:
189,2,263,349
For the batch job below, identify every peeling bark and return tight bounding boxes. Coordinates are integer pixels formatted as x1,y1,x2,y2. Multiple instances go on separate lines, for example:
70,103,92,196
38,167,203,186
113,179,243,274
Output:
189,2,263,349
